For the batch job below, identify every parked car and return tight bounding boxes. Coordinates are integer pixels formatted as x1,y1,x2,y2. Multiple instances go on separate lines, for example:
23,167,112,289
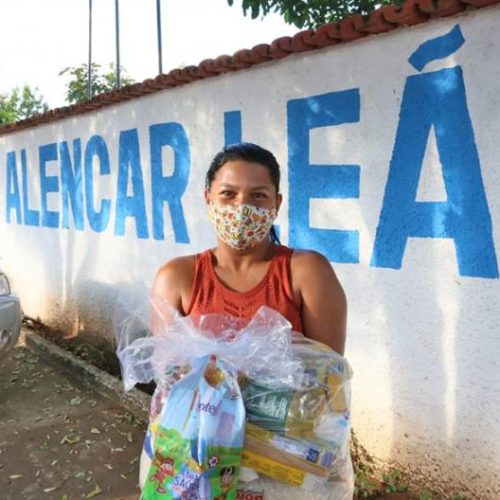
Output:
0,269,22,360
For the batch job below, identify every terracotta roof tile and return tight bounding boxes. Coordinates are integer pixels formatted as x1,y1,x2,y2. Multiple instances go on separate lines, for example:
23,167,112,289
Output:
463,0,498,5
209,55,233,74
269,36,294,58
248,44,274,63
161,73,181,87
416,0,441,14
145,78,161,89
311,23,342,47
0,0,497,136
359,9,398,33
435,0,468,16
290,30,319,51
338,15,369,40
233,48,257,67
381,0,431,25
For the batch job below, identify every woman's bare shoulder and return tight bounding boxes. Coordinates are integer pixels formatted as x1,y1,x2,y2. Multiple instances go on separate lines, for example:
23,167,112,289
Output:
155,254,197,280
153,254,197,310
289,248,344,295
290,248,334,272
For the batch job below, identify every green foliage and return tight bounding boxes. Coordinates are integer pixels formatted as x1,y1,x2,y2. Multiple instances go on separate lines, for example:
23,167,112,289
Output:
382,468,408,493
0,85,49,125
227,0,404,29
59,63,134,105
354,464,380,498
420,489,434,500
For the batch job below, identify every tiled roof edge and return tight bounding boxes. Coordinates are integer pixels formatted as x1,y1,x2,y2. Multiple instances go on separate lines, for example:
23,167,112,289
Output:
0,0,497,137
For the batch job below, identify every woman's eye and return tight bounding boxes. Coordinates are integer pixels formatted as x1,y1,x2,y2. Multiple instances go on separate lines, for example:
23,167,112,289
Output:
253,193,266,199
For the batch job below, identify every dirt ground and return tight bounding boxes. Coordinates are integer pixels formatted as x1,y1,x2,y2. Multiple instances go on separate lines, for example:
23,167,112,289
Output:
0,342,146,500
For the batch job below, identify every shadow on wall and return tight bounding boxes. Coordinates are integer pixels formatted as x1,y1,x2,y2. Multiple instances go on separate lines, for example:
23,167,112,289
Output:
73,278,121,348
57,278,150,351
378,27,500,496
37,205,151,351
382,245,499,498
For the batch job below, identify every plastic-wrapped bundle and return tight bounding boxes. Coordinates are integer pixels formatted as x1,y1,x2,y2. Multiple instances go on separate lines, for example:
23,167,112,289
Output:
238,336,353,499
114,295,353,499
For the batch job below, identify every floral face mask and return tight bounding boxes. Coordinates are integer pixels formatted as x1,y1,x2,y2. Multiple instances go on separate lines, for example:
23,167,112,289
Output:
207,203,278,250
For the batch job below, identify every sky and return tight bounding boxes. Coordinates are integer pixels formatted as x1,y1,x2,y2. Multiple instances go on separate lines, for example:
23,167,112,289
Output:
0,0,298,109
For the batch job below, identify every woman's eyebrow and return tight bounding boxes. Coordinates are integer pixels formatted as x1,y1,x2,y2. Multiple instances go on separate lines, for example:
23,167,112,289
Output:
218,183,271,191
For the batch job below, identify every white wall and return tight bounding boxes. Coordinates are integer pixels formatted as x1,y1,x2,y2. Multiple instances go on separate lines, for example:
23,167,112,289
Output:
1,7,499,497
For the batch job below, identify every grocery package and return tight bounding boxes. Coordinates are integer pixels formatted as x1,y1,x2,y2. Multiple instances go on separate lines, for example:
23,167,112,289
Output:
141,355,244,498
236,334,353,498
115,294,353,500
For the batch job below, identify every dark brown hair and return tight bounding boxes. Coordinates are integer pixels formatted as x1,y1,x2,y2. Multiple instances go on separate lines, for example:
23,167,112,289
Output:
206,142,280,193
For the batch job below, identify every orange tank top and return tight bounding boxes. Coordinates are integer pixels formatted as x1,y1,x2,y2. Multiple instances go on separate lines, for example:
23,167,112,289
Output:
186,245,303,332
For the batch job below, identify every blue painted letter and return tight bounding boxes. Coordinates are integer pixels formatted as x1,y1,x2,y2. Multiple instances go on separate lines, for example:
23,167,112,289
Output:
224,111,242,145
60,139,84,230
6,152,22,224
150,123,190,243
287,90,360,263
115,129,148,239
39,143,59,228
84,135,111,233
371,66,498,278
21,149,40,226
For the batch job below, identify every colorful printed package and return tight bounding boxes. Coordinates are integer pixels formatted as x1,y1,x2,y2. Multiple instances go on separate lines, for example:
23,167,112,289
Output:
142,356,244,499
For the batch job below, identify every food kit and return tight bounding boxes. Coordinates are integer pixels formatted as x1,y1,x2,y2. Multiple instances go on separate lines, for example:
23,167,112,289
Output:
116,299,353,499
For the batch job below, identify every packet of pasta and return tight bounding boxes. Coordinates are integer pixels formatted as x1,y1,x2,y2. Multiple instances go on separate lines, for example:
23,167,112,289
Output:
142,356,245,499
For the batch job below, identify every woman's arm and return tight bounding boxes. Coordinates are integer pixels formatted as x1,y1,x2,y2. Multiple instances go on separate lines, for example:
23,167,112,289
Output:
151,256,195,334
292,250,347,354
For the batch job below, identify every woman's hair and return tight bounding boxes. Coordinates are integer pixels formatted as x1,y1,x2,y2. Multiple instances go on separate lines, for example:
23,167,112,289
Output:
206,142,281,244
206,142,280,193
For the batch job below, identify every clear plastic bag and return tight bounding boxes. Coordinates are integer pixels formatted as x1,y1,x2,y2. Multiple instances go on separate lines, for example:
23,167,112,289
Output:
115,296,302,392
114,294,353,500
238,336,353,499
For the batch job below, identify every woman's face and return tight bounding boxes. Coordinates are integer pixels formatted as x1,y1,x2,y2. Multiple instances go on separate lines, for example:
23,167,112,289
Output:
205,160,282,211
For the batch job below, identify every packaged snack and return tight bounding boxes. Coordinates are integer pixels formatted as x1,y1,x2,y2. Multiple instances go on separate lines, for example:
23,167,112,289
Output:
243,423,335,477
241,380,327,435
292,335,351,413
142,356,244,499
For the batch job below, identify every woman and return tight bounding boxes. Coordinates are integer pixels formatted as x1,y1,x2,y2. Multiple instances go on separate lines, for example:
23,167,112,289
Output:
153,142,346,354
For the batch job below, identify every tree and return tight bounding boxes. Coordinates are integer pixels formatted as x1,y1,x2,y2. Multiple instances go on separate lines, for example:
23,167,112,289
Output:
59,63,135,105
0,85,49,125
227,0,403,29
